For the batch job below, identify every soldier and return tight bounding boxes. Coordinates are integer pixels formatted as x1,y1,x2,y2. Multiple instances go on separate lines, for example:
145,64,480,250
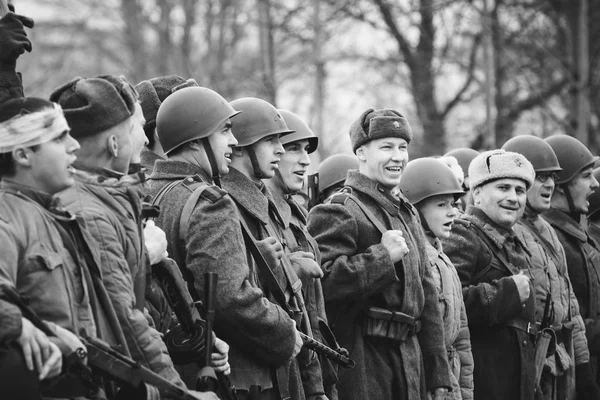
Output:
543,135,600,384
135,75,198,173
307,108,451,400
50,76,222,399
443,148,479,212
399,157,474,400
502,135,599,399
0,97,129,399
442,149,537,400
588,168,600,245
221,97,314,400
265,109,336,400
147,88,302,399
311,153,358,205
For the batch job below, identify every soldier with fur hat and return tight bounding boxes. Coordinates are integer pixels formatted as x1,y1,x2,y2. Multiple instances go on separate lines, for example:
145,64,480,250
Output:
442,149,537,400
307,108,451,400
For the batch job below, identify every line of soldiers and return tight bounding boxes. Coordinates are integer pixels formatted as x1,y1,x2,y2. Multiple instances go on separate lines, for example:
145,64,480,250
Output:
2,7,600,400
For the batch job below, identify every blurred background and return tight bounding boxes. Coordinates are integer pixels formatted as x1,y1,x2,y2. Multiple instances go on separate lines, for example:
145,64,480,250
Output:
11,0,600,167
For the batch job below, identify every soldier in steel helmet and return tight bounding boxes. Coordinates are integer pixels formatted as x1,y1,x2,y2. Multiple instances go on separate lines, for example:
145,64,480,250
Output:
543,135,600,386
503,135,599,399
587,168,600,246
443,148,480,212
307,108,452,400
147,88,301,396
399,157,474,400
264,109,338,400
220,97,309,400
442,149,537,400
309,153,359,206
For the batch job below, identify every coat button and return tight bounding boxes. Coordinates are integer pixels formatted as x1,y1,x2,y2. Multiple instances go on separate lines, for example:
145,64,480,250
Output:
523,340,527,345
187,177,194,183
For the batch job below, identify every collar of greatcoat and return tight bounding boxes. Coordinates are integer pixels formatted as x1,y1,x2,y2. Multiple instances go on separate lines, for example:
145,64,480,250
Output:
345,170,415,217
464,205,524,250
0,179,74,219
148,159,211,183
543,207,588,243
221,167,271,225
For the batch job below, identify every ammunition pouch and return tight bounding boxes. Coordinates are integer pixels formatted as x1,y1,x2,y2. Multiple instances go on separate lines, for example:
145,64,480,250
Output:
362,307,421,343
163,321,206,365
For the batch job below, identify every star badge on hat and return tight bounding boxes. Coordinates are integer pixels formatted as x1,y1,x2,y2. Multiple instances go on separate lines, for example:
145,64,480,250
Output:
393,121,400,128
513,156,523,167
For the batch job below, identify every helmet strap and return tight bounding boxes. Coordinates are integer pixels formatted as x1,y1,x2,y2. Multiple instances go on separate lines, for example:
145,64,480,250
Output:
247,145,270,180
202,137,221,188
416,208,434,237
562,184,579,217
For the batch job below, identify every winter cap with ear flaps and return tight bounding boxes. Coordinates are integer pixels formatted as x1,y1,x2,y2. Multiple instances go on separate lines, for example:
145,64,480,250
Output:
468,149,535,190
50,75,138,139
349,108,412,153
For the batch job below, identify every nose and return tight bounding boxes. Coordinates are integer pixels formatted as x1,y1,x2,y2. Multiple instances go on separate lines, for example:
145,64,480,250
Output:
68,133,80,153
506,188,518,202
299,149,310,167
274,138,284,155
592,174,599,190
448,204,459,218
226,129,238,146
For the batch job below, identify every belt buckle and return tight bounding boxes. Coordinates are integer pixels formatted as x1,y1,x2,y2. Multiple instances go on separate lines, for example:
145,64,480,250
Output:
526,322,532,334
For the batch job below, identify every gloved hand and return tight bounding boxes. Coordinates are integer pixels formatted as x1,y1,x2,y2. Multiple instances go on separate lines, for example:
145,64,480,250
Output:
255,236,283,268
576,362,600,400
0,12,34,70
289,251,323,280
144,220,168,265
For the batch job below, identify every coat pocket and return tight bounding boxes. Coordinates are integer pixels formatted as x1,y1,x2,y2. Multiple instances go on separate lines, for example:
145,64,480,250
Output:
26,249,63,272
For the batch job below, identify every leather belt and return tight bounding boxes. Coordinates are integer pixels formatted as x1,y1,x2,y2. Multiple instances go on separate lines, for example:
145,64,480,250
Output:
506,318,538,336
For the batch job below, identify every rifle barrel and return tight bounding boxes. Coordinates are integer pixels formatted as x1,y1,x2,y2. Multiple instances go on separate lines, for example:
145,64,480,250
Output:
298,331,355,369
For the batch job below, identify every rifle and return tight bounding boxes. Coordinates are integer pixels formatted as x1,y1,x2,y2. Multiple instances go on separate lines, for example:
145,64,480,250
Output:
152,262,237,400
0,284,202,400
306,172,320,210
534,293,555,389
298,331,355,369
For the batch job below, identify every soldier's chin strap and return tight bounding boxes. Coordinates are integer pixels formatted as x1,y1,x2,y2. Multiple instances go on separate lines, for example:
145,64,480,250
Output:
561,183,579,217
247,145,270,180
201,137,221,188
274,168,294,196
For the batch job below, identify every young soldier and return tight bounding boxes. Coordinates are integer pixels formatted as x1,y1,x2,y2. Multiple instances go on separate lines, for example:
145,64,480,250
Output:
221,98,314,400
399,158,474,400
503,135,599,399
50,76,222,399
147,88,301,399
264,109,336,399
543,135,600,386
442,149,537,400
307,108,451,400
0,97,124,398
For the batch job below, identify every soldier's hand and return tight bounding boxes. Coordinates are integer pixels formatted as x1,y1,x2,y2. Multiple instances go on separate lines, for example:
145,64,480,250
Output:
292,321,303,358
211,334,231,375
39,340,62,380
144,220,168,265
0,12,34,69
188,390,220,400
511,271,531,303
53,325,87,365
289,251,323,279
429,387,448,400
256,236,283,268
381,230,409,263
17,318,55,377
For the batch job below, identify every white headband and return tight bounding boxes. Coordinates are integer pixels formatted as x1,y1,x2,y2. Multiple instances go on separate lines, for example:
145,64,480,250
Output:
0,103,70,153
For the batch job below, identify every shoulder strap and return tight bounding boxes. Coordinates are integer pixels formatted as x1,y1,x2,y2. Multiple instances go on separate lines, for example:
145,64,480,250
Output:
330,190,388,234
178,181,210,243
150,179,181,208
520,218,562,266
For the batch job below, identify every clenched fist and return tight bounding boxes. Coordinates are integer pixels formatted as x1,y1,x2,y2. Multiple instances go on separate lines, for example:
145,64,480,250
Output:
0,12,34,69
511,271,531,303
289,251,323,280
256,236,283,268
144,220,168,265
381,230,409,263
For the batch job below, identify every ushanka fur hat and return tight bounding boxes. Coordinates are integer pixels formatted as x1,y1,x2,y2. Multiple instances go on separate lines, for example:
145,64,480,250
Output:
349,108,413,153
469,149,535,190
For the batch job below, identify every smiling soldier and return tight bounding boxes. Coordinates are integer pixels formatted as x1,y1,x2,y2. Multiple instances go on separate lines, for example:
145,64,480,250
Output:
307,108,451,400
443,149,537,400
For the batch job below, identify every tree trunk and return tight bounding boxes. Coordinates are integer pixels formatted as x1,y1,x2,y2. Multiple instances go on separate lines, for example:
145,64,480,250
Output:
120,0,147,83
310,0,326,159
258,0,277,105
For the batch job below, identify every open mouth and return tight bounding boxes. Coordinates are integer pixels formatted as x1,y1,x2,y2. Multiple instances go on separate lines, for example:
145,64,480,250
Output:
443,221,453,228
293,170,306,178
386,166,402,173
540,193,551,199
224,153,232,160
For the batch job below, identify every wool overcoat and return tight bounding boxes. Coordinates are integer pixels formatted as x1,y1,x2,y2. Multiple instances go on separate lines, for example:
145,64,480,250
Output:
442,206,536,400
147,160,297,395
306,170,451,400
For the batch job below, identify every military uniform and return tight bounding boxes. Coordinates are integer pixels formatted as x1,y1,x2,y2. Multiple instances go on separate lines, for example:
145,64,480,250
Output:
443,206,536,400
148,160,298,397
58,168,185,389
307,170,451,400
514,207,589,398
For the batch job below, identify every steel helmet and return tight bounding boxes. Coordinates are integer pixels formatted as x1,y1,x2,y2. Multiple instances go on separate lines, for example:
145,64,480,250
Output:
588,168,600,219
230,98,294,147
399,158,464,205
443,148,479,178
317,153,359,193
501,135,561,173
545,135,599,184
278,109,319,154
156,87,240,154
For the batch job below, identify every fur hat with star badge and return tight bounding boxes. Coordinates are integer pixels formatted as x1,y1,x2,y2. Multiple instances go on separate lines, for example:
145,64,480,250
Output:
349,108,413,153
469,149,535,190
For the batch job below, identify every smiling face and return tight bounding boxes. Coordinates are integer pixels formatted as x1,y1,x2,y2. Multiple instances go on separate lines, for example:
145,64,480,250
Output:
23,131,80,194
566,165,600,214
358,137,408,188
417,194,459,239
275,139,311,192
205,118,238,176
473,178,527,229
527,172,557,213
250,134,285,179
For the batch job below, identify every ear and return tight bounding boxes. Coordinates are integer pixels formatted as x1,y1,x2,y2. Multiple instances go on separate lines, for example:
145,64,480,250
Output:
12,147,33,168
472,186,482,204
554,184,565,194
107,135,119,158
356,146,366,161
